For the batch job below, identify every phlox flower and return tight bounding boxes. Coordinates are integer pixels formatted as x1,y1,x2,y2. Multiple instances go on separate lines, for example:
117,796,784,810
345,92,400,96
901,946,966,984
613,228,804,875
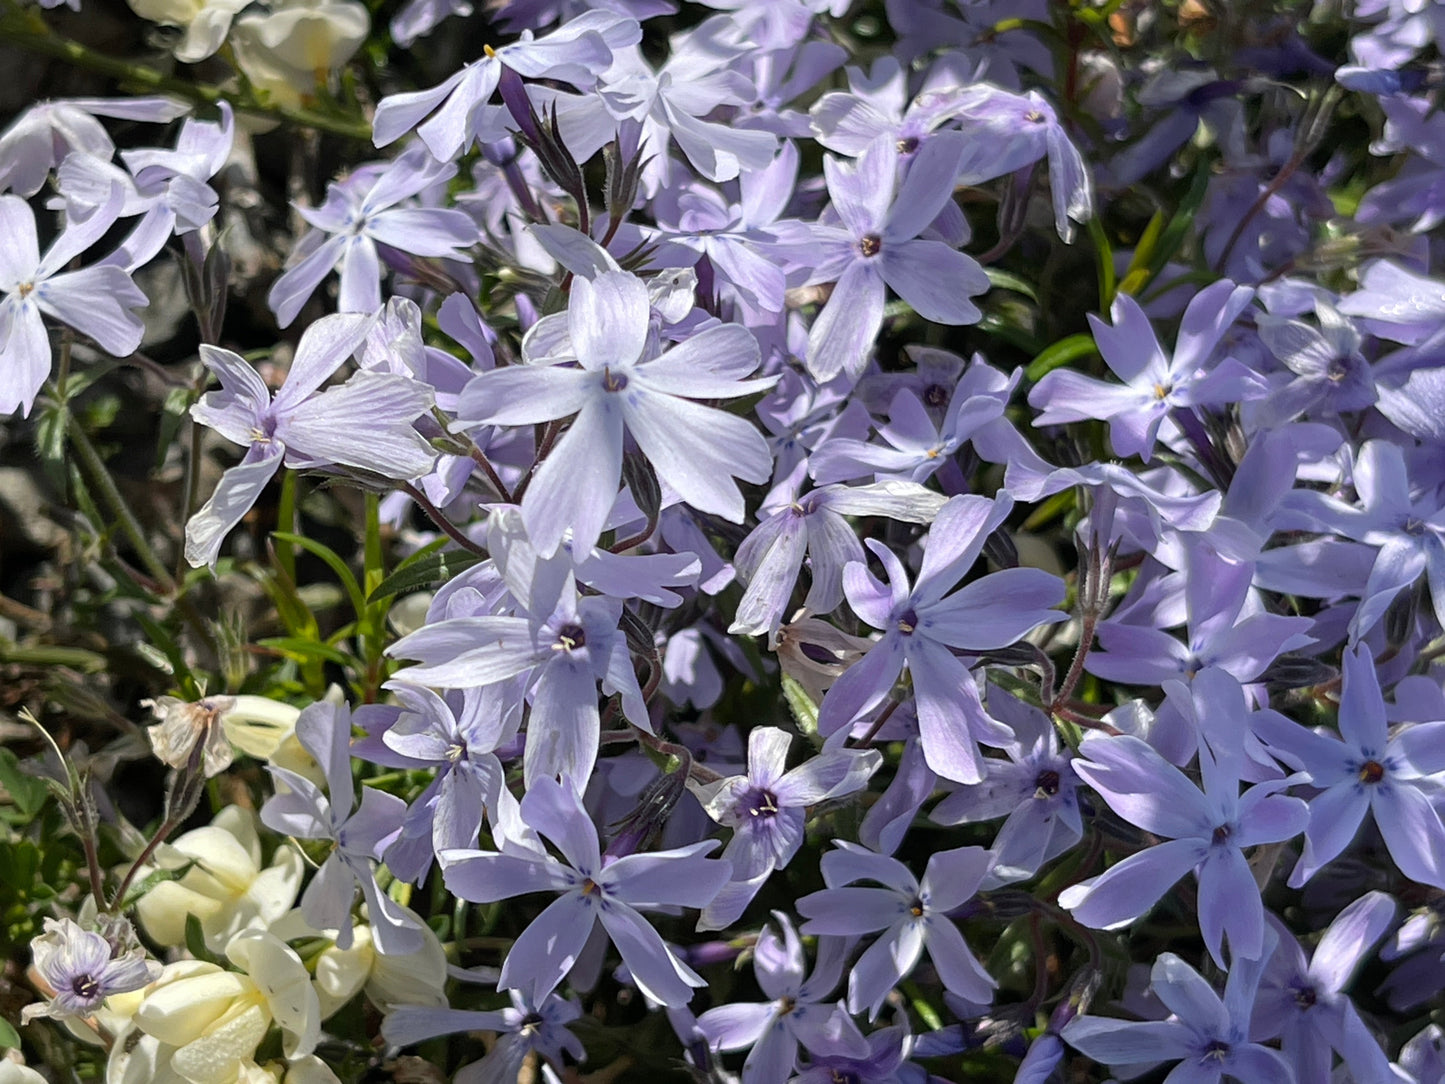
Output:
184,311,438,567
441,778,732,1007
382,991,586,1083
1061,944,1294,1083
23,917,160,1023
797,841,997,1019
816,493,1066,784
0,189,148,417
454,269,775,558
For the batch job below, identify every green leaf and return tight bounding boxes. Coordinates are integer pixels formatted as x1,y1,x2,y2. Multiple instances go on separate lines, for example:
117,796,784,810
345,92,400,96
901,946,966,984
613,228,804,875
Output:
184,913,223,965
1024,333,1099,383
366,545,482,602
0,1016,20,1049
0,749,48,823
34,402,70,494
120,860,197,910
1086,215,1116,310
156,386,197,471
983,267,1039,303
257,637,357,669
272,532,367,621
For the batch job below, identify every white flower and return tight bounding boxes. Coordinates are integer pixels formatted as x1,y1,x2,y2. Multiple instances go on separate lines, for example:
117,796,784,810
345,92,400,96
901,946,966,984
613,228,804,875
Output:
126,0,252,63
133,806,304,953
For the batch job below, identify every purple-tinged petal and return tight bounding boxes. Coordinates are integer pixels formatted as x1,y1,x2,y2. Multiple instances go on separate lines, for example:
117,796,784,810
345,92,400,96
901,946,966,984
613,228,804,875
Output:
519,777,601,874
1197,847,1263,967
772,747,880,807
525,656,601,794
386,616,543,688
1288,782,1371,887
848,921,923,1017
598,904,705,1007
1339,644,1388,751
272,311,377,410
523,396,624,557
268,233,348,329
571,271,650,371
919,568,1066,649
184,445,283,567
1070,735,1213,839
922,845,994,912
499,891,594,1004
1371,782,1445,887
816,635,904,738
441,852,575,902
924,915,995,1004
1059,837,1206,929
36,266,146,356
603,841,729,910
636,324,766,396
456,364,594,426
908,639,988,784
796,886,906,935
879,240,988,324
820,841,915,893
1171,281,1255,373
1060,1017,1194,1065
806,258,884,383
337,236,381,314
822,145,891,237
1312,890,1396,994
698,1002,773,1050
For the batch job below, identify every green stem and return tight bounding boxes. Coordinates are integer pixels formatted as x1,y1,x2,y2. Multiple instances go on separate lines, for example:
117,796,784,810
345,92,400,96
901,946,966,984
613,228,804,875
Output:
67,411,177,594
0,5,372,142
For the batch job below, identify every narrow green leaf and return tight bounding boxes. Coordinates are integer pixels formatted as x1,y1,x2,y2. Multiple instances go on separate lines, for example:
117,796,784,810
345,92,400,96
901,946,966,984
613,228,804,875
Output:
366,545,482,602
184,913,223,965
1024,333,1099,383
257,636,357,669
272,531,367,621
983,267,1039,303
0,1017,20,1049
0,749,49,822
1087,215,1116,310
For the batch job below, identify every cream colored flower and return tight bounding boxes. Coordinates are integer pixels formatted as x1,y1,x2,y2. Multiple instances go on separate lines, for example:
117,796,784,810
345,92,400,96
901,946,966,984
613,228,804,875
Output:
134,806,304,953
131,931,319,1084
232,0,369,108
126,0,251,63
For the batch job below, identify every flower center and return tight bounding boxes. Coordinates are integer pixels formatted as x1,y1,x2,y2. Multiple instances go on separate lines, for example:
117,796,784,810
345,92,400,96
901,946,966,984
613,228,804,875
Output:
555,623,587,652
1025,108,1046,123
896,136,919,154
858,233,882,258
1211,824,1232,846
896,607,918,634
1293,985,1318,1009
71,974,101,1002
923,383,949,407
1359,760,1385,784
16,281,34,299
1203,1040,1231,1062
1326,356,1350,382
830,1071,861,1084
1034,769,1061,798
747,790,780,818
1153,382,1171,400
580,878,602,896
519,1011,544,1035
602,368,629,392
909,897,925,918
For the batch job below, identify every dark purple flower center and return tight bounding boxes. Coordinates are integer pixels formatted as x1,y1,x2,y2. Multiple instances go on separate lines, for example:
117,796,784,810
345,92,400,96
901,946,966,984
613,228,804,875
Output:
520,1012,545,1036
71,973,101,1002
896,608,919,634
555,623,587,651
1326,356,1351,382
1203,1040,1231,1061
799,641,837,665
1034,769,1061,798
1293,985,1318,1009
896,135,919,155
1403,517,1425,536
747,790,780,818
859,233,882,258
602,368,629,392
922,383,949,407
1211,824,1231,845
1359,760,1385,784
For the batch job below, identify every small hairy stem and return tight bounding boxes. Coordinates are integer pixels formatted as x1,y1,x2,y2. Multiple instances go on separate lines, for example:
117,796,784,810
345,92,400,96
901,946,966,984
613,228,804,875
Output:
852,697,903,748
467,441,514,503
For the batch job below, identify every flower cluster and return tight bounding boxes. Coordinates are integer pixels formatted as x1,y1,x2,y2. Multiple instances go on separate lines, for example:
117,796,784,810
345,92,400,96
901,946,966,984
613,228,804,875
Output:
4,0,1445,1083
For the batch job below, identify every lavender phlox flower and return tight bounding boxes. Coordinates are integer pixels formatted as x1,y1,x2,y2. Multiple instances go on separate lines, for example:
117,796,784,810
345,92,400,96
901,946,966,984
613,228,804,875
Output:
388,0,472,48
23,917,160,1022
363,683,523,885
267,144,478,326
696,913,866,1084
817,493,1067,784
1060,940,1296,1083
809,55,976,161
454,269,775,558
797,840,997,1018
1107,68,1248,187
580,19,780,192
1086,542,1314,707
649,140,804,319
1251,891,1397,1084
694,727,880,930
730,479,949,643
1029,280,1263,463
1288,439,1445,641
53,105,234,272
1255,642,1445,890
359,295,479,414
1336,260,1445,346
1250,299,1377,426
1398,1024,1445,1083
382,990,586,1083
372,11,639,158
807,373,1013,486
441,777,732,1007
951,85,1092,240
260,700,421,954
754,341,871,499
930,687,1082,888
854,344,969,421
802,133,989,383
386,573,647,793
1058,695,1310,966
184,311,439,567
0,187,147,417
789,1023,919,1084
486,504,701,613
858,736,936,857
0,96,189,197
732,39,848,137
693,0,844,51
